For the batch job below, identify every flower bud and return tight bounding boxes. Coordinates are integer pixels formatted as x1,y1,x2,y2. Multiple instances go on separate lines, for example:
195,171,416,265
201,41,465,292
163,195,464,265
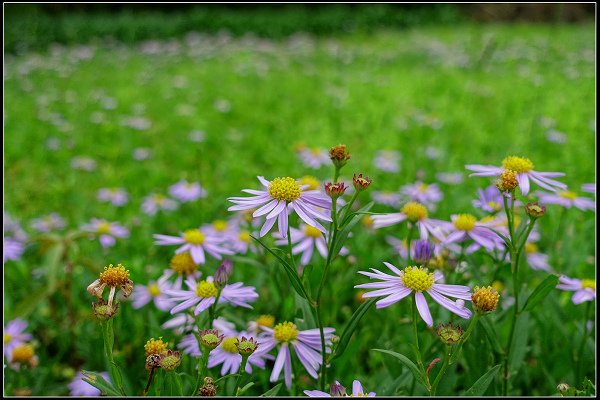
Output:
92,298,119,320
413,240,435,266
472,286,500,313
158,350,182,371
198,377,217,396
324,182,348,199
556,382,570,394
236,337,259,358
197,329,224,350
495,170,519,192
352,173,372,192
214,260,233,287
436,323,464,345
525,202,546,218
330,381,347,397
329,144,350,169
145,354,161,371
330,334,340,344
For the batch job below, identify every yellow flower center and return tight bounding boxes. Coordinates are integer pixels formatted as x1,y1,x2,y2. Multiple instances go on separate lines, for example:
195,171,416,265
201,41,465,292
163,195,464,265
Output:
453,214,477,231
362,215,373,227
559,191,578,200
148,283,161,297
239,231,251,243
525,243,538,254
170,252,198,275
4,333,12,343
299,176,320,191
11,344,34,363
154,194,167,205
145,337,168,356
304,225,322,238
417,183,429,193
196,280,218,298
581,279,595,290
256,315,275,328
502,156,534,173
487,201,501,212
96,221,112,235
310,148,322,155
273,321,299,343
479,216,496,224
401,202,428,222
183,229,205,245
268,177,301,202
221,337,239,354
99,264,131,287
401,266,434,292
212,220,228,232
472,286,500,313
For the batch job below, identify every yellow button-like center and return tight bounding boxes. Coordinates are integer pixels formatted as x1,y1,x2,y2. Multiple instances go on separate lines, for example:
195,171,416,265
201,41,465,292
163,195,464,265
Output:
145,338,167,356
256,314,275,328
558,191,578,200
268,177,301,202
239,231,251,243
304,225,322,238
273,321,299,343
401,266,434,292
11,344,34,363
401,202,428,222
299,176,320,191
148,283,161,297
502,156,534,173
99,264,131,287
581,279,596,290
183,229,205,245
487,201,501,212
212,220,228,232
453,214,477,231
221,337,239,354
4,333,11,344
196,280,218,298
154,194,167,205
417,183,429,193
525,243,538,254
96,222,112,235
170,252,198,275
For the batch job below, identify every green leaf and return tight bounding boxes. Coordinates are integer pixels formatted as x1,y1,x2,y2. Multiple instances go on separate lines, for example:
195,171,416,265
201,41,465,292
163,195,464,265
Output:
372,349,430,390
333,201,373,256
12,286,52,319
260,383,283,397
332,298,375,361
295,292,317,329
45,242,65,291
251,235,311,301
479,316,504,356
238,382,255,395
81,370,122,396
522,274,559,312
508,313,529,375
464,364,502,396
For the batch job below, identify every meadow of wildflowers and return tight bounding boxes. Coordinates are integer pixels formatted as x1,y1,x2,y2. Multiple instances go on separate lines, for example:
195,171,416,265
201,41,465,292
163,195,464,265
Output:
3,21,596,397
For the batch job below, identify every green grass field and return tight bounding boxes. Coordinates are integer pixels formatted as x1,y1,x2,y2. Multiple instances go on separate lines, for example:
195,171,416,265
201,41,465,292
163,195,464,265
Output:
4,22,596,396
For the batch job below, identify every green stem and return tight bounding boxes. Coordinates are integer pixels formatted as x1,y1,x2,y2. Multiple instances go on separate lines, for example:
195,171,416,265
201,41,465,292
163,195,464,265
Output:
406,223,417,265
430,345,452,396
411,297,425,372
287,222,297,272
337,191,359,227
101,320,125,395
208,288,223,324
449,313,481,365
193,349,210,395
142,368,157,396
234,357,249,395
575,301,593,384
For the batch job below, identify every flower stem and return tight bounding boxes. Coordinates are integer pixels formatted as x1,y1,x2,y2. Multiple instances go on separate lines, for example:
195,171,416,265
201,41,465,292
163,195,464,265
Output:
234,357,249,395
430,345,452,396
411,296,425,373
101,319,125,395
142,367,157,396
193,349,210,395
406,223,417,265
575,301,593,384
449,313,481,365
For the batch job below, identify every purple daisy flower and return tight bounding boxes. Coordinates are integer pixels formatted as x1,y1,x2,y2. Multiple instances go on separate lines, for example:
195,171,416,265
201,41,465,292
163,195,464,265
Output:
581,183,595,195
371,191,402,208
274,224,348,266
260,322,335,390
355,262,472,326
141,193,179,216
68,371,110,396
373,150,401,173
371,202,453,242
131,274,177,311
4,319,33,358
4,238,26,263
444,214,505,253
305,379,376,397
227,176,332,238
97,188,129,207
472,186,507,213
162,313,196,335
30,213,66,233
435,172,464,185
465,156,566,195
524,242,552,272
556,276,596,304
167,275,258,315
400,181,443,208
169,180,208,202
153,227,233,265
536,190,595,212
297,147,331,169
81,218,129,248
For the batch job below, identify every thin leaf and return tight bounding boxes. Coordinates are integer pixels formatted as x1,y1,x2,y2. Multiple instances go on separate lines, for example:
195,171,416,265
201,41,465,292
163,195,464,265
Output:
372,349,430,390
332,298,375,361
479,317,504,356
464,364,502,396
238,382,255,395
522,274,559,312
12,286,52,319
251,235,311,301
508,313,529,375
81,370,122,396
260,383,283,397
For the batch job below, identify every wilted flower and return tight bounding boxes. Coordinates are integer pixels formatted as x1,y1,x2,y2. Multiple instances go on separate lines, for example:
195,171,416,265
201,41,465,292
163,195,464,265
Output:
198,377,217,396
87,263,134,307
495,170,519,193
145,337,168,357
472,286,500,313
437,323,464,345
525,202,547,218
158,350,182,371
92,298,120,320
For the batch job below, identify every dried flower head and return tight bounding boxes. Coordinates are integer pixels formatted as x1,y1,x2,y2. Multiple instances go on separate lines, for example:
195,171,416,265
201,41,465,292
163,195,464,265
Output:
145,354,162,371
158,350,182,371
197,329,224,350
235,336,259,357
329,144,351,168
352,173,372,192
144,337,168,356
199,377,217,396
92,298,119,320
324,182,348,199
87,263,134,307
495,170,519,192
472,286,500,313
436,322,464,345
525,202,546,218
